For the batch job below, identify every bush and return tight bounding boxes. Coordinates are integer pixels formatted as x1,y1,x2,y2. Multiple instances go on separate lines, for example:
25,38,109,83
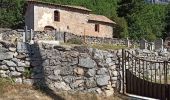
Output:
67,38,83,45
23,67,32,78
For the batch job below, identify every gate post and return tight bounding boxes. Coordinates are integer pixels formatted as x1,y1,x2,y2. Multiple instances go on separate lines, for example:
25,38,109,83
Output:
122,49,125,94
164,61,168,85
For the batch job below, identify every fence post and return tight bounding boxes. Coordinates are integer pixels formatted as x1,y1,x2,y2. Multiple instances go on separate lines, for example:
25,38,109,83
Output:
122,49,125,94
164,61,168,85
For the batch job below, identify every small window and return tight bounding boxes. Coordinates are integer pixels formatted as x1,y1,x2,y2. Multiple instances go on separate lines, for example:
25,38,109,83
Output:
95,24,99,32
54,10,60,21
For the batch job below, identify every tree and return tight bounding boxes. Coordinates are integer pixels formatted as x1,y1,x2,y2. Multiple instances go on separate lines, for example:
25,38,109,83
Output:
0,0,25,28
164,3,170,38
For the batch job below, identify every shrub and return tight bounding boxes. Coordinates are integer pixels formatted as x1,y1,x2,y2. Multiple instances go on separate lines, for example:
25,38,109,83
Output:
23,67,32,78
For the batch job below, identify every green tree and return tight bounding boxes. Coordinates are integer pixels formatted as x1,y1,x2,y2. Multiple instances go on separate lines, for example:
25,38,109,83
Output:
0,0,25,28
164,3,170,38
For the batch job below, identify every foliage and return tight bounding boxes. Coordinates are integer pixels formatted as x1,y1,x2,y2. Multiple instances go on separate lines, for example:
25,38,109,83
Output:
164,3,170,39
0,0,26,28
91,43,128,50
117,0,167,41
23,68,32,78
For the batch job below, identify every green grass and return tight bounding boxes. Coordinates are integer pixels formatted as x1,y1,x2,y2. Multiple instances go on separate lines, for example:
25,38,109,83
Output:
90,43,128,50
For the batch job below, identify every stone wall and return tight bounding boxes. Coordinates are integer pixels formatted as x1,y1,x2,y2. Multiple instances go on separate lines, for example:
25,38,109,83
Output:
0,29,130,46
0,40,122,96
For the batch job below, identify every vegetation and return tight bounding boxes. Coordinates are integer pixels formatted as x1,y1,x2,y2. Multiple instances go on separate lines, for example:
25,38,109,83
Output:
67,38,83,45
0,0,170,41
0,78,125,100
23,67,32,78
91,43,128,50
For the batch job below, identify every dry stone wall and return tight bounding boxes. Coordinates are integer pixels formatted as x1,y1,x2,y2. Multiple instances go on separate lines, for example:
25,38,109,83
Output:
0,40,122,96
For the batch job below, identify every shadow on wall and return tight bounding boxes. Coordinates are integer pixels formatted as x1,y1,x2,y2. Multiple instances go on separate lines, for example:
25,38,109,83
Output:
28,42,65,100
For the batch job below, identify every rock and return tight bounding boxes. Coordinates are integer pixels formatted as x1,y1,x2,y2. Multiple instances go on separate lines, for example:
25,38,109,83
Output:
111,77,117,81
0,47,8,52
54,82,71,90
96,88,102,94
9,47,16,52
104,89,114,97
9,67,15,71
48,75,62,81
12,58,20,63
23,79,33,85
3,60,17,67
109,65,116,70
70,80,84,89
42,59,49,66
0,70,6,74
17,61,26,67
94,49,104,59
96,75,110,86
74,67,84,75
15,78,22,84
1,73,8,78
97,68,108,75
32,73,44,79
16,54,27,59
25,61,30,67
9,71,22,77
31,60,43,67
63,76,75,83
112,71,118,77
60,66,73,75
16,66,25,72
85,78,97,88
0,65,8,70
0,52,14,60
106,58,112,64
78,57,96,68
54,69,60,76
86,69,96,77
49,59,61,66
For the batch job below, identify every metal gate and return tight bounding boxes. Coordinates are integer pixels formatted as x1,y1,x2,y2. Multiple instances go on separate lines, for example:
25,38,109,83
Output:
122,49,170,100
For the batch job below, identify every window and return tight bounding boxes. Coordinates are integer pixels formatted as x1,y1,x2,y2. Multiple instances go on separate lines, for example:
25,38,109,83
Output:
54,10,60,21
95,24,99,32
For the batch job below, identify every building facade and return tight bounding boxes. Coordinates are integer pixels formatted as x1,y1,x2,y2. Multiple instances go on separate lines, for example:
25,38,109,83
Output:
25,0,116,38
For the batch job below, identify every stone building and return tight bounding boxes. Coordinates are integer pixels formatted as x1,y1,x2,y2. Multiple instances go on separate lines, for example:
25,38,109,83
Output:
25,0,116,38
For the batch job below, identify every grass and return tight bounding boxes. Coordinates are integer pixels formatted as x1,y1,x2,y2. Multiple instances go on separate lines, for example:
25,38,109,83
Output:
0,77,126,100
90,43,128,50
61,42,129,51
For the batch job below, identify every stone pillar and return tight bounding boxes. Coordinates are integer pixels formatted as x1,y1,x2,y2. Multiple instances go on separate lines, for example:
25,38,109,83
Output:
24,26,28,42
30,29,34,40
23,32,26,42
140,39,147,49
125,38,130,48
155,38,163,51
151,42,155,51
30,29,34,44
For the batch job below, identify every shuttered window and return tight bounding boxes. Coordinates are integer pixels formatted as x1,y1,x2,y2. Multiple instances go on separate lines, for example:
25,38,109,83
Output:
54,10,60,21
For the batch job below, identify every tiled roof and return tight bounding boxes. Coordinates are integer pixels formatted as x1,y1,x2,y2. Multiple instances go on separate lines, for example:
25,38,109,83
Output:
27,0,92,12
88,14,116,24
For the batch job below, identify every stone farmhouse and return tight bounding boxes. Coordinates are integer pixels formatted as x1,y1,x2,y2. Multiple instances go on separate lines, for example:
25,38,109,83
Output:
25,0,116,38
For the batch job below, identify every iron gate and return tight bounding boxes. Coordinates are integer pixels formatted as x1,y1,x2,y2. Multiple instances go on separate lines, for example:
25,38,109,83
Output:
122,49,170,100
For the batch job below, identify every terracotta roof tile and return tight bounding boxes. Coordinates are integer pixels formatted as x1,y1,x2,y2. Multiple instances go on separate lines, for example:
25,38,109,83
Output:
88,14,116,24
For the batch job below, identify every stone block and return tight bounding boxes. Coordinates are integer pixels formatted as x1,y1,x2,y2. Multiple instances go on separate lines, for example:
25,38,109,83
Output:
74,67,84,75
78,57,96,68
96,75,110,86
